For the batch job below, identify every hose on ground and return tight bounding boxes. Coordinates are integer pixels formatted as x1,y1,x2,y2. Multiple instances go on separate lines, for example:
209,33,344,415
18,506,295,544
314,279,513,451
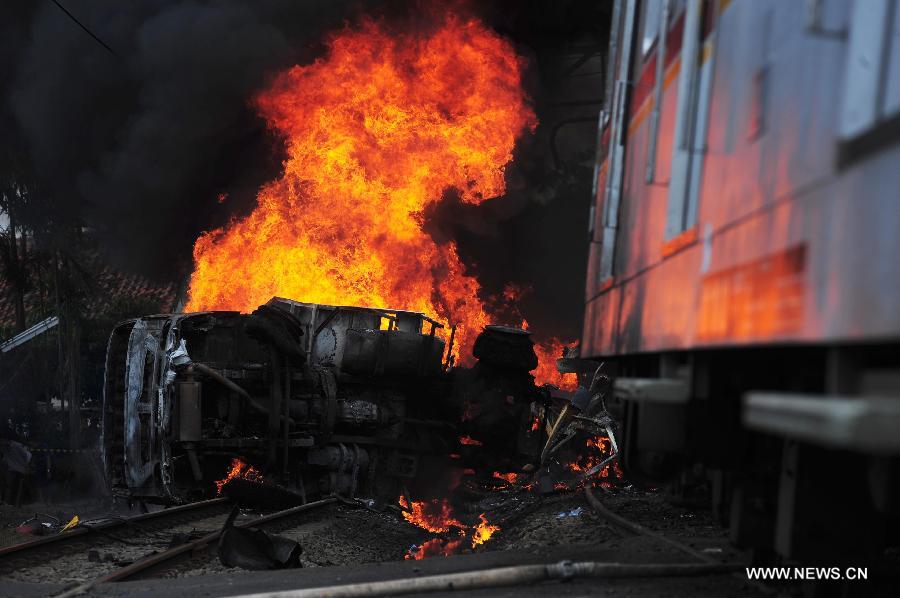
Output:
587,487,782,595
229,560,742,598
584,486,716,563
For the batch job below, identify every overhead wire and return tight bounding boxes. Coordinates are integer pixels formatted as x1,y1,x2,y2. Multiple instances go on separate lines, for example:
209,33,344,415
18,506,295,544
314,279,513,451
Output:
48,0,117,57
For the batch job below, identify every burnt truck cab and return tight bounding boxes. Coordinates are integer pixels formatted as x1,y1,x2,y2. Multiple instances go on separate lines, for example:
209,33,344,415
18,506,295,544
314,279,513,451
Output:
100,297,451,504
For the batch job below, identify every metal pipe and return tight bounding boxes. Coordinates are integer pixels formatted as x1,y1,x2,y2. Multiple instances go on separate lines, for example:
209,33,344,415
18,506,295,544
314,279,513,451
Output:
444,324,456,369
191,362,293,428
229,560,740,598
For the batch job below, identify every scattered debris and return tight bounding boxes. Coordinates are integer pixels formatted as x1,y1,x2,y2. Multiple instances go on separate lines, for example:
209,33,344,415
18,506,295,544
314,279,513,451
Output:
60,515,80,532
13,513,61,536
218,526,303,571
217,506,303,571
556,507,583,519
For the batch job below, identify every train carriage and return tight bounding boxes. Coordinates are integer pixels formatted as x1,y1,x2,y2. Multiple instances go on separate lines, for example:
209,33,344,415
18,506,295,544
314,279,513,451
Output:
586,0,900,566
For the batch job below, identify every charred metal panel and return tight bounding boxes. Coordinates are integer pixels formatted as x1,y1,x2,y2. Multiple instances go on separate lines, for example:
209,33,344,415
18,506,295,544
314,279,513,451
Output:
177,381,201,442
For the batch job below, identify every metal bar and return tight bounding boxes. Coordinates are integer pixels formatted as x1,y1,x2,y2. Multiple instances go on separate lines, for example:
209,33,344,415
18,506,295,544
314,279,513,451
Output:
191,362,293,428
444,324,456,368
0,316,59,353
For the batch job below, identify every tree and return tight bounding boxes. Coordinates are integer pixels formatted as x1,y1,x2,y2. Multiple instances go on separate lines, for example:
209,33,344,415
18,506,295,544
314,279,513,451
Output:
0,154,31,333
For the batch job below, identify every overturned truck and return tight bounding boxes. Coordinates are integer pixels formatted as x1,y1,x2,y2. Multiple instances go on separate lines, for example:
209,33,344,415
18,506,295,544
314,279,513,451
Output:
101,297,547,504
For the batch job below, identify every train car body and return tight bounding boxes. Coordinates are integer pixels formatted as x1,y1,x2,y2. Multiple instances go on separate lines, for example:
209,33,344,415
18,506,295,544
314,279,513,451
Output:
586,0,900,567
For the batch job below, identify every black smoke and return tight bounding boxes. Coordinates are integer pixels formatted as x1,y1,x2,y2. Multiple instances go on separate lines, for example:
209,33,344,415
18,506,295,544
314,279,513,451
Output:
1,0,374,277
425,0,610,340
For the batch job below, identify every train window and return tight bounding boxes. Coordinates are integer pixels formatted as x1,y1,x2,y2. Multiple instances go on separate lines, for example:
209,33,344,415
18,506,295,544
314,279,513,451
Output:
839,0,900,139
641,0,664,56
664,0,715,244
645,0,671,184
886,4,900,115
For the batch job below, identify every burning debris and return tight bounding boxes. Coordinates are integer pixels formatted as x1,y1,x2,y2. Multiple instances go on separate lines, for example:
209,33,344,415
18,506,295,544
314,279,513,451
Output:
90,7,620,570
398,496,500,559
100,292,622,572
215,458,263,496
399,497,466,535
471,514,500,547
101,296,599,508
100,294,622,553
405,538,465,561
537,365,621,490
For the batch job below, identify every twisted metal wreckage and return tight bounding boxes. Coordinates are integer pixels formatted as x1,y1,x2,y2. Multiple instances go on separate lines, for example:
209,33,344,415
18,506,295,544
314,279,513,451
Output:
100,296,619,504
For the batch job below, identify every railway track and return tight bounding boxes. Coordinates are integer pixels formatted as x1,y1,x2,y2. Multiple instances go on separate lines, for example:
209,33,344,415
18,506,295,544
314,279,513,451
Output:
0,497,233,582
55,497,338,596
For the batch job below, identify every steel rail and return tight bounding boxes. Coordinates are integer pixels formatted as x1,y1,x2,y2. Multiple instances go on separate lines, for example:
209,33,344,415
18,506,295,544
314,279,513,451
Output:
54,497,339,597
0,497,231,573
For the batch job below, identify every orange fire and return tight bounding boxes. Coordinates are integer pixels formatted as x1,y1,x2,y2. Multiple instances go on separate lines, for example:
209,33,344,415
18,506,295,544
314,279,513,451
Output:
471,513,500,547
567,436,619,478
568,437,611,474
492,471,521,485
559,436,622,490
459,435,482,446
183,11,570,384
399,496,465,534
399,496,500,553
214,458,264,495
528,336,578,390
406,537,465,560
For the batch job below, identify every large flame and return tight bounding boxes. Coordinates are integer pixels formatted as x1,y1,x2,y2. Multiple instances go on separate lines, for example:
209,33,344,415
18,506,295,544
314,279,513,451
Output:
185,13,572,386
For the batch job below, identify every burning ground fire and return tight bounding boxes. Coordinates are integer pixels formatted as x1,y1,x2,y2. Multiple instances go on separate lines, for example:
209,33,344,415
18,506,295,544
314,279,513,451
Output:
215,458,264,495
563,436,623,490
399,496,500,559
184,11,575,389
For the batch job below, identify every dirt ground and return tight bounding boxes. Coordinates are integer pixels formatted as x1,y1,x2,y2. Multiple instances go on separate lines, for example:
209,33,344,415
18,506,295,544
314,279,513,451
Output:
0,485,780,597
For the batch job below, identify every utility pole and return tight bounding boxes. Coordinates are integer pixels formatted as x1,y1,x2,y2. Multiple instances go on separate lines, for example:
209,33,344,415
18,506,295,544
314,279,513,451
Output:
55,249,82,451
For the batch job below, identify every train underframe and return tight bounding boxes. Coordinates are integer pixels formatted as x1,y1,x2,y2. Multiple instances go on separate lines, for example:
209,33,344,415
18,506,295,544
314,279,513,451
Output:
600,343,900,571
